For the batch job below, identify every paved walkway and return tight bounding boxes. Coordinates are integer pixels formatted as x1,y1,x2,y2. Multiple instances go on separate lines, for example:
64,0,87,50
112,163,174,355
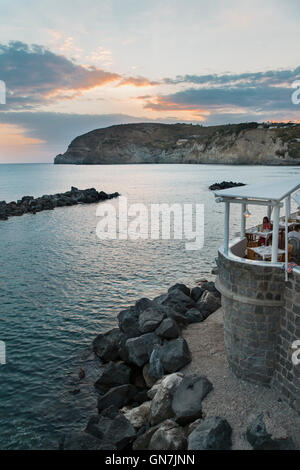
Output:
182,308,300,449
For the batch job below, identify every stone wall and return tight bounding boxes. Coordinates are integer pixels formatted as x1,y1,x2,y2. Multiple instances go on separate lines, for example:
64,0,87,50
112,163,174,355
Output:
273,271,300,412
217,251,284,385
217,248,300,412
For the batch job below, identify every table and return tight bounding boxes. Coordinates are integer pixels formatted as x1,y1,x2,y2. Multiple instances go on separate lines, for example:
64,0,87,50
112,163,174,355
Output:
279,221,298,229
249,246,285,261
246,228,272,241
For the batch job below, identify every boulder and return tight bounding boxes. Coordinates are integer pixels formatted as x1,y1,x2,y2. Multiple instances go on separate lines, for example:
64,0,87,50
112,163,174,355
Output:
97,384,136,412
93,328,123,362
133,389,149,406
118,298,166,337
126,333,162,367
148,347,164,381
118,333,130,362
147,373,183,399
143,363,158,388
245,414,294,450
118,306,140,338
160,288,196,314
200,281,221,298
164,307,189,327
86,411,136,450
155,317,180,338
157,337,191,373
62,431,116,450
188,417,232,450
138,306,166,333
133,372,147,390
187,418,203,435
209,181,245,191
246,413,271,449
148,419,187,450
94,361,131,392
185,308,207,324
190,286,204,302
168,283,190,297
150,387,173,426
121,401,152,429
196,291,221,316
172,374,213,425
132,423,161,450
150,373,184,426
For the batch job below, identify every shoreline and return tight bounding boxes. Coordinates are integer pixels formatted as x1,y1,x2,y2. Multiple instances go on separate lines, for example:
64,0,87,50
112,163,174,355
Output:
59,279,299,451
0,186,120,220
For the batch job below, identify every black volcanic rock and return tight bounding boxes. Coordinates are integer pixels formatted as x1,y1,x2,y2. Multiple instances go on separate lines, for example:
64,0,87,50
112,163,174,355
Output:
0,187,119,221
188,417,232,450
209,181,245,191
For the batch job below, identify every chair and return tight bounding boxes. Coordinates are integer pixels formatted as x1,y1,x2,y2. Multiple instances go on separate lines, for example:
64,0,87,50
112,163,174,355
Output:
247,248,256,260
288,237,300,257
246,233,255,243
247,240,259,248
278,244,293,262
289,243,294,261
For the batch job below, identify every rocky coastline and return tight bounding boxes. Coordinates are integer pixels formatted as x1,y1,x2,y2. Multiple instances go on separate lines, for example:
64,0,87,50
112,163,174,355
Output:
60,280,295,451
0,187,120,221
54,122,300,165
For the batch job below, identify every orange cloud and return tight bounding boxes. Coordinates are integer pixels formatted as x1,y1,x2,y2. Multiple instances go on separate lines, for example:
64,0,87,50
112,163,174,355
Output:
139,95,210,120
116,76,159,87
0,123,45,147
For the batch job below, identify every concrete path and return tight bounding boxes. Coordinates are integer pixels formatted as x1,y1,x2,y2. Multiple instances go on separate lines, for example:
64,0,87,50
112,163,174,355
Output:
182,308,300,449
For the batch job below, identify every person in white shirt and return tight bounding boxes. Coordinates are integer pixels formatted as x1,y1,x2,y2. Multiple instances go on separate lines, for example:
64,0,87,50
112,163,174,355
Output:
288,225,300,240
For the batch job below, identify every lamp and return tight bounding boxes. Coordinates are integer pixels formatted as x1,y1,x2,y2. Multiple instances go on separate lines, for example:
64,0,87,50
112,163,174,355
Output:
244,206,251,218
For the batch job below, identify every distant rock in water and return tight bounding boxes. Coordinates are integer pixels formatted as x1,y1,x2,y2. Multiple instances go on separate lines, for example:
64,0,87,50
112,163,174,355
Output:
209,181,246,191
54,122,300,165
0,187,120,221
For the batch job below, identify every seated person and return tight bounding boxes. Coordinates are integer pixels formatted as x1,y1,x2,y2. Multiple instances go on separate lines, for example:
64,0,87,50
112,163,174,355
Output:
259,216,272,245
288,225,300,240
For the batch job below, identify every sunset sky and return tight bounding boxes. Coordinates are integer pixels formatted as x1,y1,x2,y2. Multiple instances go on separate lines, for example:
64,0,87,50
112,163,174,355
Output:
0,0,299,162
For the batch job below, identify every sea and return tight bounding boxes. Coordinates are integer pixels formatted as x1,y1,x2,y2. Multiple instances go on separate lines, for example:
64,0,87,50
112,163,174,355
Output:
0,163,299,449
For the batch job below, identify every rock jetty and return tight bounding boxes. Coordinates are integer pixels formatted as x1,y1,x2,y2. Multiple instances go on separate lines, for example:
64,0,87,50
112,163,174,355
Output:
0,187,120,220
60,281,237,451
209,181,245,191
60,279,297,450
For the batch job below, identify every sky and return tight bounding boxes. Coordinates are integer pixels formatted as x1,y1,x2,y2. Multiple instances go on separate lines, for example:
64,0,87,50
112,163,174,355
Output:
0,0,299,162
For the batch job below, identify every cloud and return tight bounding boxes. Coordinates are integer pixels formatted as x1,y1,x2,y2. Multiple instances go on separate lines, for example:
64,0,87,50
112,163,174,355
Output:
0,41,120,109
117,76,159,87
140,67,300,121
164,67,300,88
0,41,158,110
140,95,209,119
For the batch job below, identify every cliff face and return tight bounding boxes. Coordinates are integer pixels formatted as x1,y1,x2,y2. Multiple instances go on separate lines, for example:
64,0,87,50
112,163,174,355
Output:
54,122,300,165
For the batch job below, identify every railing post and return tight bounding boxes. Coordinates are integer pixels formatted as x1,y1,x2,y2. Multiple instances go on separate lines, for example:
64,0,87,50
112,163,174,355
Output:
241,203,246,238
285,198,289,281
271,204,280,263
224,201,230,255
286,194,291,220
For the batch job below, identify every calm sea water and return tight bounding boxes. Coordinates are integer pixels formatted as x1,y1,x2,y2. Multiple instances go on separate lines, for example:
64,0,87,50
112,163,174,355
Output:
0,163,299,449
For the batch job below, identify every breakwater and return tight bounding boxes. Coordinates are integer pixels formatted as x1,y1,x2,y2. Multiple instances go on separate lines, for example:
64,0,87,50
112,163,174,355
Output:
0,187,120,220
